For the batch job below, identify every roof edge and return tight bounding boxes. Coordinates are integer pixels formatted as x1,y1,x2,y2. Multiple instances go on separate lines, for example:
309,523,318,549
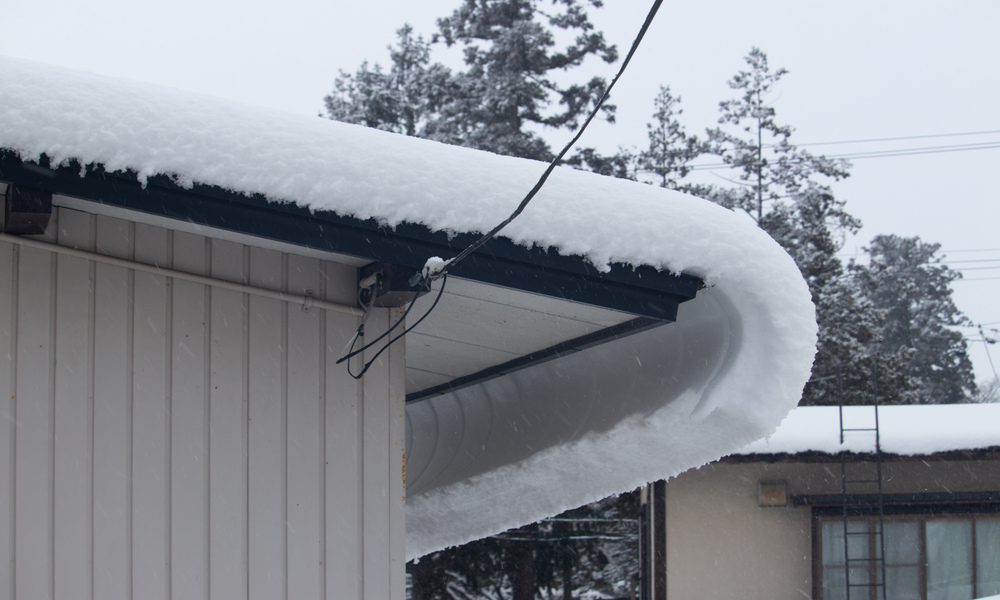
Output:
0,151,702,318
721,447,1000,464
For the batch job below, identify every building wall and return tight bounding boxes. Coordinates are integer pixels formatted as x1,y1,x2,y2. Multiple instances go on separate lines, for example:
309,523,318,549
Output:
663,456,1000,599
0,205,405,600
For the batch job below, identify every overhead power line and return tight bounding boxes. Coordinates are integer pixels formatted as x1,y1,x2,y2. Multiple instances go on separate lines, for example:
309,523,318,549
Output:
838,248,1000,258
824,141,1000,160
955,277,1000,283
686,140,1000,171
776,129,1000,148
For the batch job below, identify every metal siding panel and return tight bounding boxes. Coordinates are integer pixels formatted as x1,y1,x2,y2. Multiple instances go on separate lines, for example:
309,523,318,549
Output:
325,306,362,600
93,215,133,600
387,307,406,600
286,254,323,600
0,239,14,599
13,245,55,599
131,224,171,600
247,247,287,600
208,240,249,600
170,232,209,600
0,211,406,598
362,309,392,600
321,260,357,308
53,208,96,600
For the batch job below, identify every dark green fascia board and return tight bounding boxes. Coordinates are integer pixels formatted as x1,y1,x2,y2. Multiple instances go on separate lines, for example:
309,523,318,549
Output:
0,152,702,319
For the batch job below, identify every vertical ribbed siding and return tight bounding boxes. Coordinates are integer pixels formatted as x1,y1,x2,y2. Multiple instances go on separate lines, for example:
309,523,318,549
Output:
13,232,56,599
0,206,405,600
0,239,15,599
0,230,16,598
54,209,95,600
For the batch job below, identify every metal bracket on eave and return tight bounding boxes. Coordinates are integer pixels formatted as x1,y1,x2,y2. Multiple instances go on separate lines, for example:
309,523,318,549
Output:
359,262,428,308
2,184,52,235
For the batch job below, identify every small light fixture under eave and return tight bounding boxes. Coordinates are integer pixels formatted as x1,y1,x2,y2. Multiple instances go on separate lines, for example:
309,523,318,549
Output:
758,481,788,507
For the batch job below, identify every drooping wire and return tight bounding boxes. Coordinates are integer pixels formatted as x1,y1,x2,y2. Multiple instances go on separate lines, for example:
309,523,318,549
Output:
788,129,1000,148
439,0,665,275
336,0,665,378
339,274,449,380
979,325,999,381
339,283,378,366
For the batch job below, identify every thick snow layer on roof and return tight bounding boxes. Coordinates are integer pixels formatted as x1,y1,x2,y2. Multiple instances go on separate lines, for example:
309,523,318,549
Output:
4,55,789,281
0,55,819,559
740,404,1000,456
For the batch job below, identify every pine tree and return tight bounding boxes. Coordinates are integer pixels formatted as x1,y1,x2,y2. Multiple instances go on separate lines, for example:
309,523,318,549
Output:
637,85,706,192
852,235,977,403
569,86,706,191
707,48,853,225
432,0,617,160
324,0,617,162
324,25,455,138
700,48,906,405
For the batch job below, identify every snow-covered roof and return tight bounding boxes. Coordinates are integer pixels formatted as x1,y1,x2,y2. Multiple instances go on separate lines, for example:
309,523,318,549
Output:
739,404,1000,457
0,55,818,559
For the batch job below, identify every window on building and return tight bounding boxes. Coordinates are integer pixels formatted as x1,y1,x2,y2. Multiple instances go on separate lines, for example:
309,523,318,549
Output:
817,515,1000,600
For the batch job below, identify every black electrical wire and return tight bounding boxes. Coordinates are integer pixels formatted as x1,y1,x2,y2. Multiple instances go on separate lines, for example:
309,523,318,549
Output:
440,0,665,275
336,0,665,378
340,274,449,380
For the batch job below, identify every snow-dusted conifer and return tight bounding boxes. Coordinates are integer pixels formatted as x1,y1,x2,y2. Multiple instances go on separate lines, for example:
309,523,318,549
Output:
706,47,852,226
852,235,976,403
324,1,618,162
637,85,707,192
324,25,454,138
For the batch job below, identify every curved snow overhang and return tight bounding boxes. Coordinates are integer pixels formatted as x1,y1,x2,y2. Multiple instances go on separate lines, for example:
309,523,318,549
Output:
0,55,819,561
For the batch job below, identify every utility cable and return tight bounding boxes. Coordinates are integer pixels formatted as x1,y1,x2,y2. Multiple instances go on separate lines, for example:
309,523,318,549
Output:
435,0,665,278
978,325,999,381
686,140,1000,171
339,274,449,380
773,129,1000,148
824,141,1000,160
337,0,665,378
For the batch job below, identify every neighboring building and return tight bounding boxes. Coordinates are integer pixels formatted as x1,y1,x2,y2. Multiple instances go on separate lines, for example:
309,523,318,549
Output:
1,56,817,599
641,404,1000,600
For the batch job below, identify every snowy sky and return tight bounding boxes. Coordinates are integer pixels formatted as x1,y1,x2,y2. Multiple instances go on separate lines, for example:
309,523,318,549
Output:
4,0,999,383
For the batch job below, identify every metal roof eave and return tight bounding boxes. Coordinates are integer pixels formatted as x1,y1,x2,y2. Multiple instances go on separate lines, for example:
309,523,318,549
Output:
1,151,703,320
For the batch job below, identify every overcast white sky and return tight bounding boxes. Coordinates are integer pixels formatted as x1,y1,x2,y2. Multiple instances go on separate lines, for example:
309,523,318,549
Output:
4,0,999,386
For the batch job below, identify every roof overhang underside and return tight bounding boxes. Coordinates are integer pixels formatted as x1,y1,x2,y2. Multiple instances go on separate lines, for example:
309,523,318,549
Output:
0,153,704,405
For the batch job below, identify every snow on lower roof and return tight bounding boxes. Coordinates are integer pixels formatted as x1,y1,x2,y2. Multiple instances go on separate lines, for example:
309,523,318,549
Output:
0,55,819,558
739,404,1000,456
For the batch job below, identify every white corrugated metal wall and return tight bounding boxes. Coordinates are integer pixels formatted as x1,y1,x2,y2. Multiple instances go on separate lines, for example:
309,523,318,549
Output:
0,205,405,600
